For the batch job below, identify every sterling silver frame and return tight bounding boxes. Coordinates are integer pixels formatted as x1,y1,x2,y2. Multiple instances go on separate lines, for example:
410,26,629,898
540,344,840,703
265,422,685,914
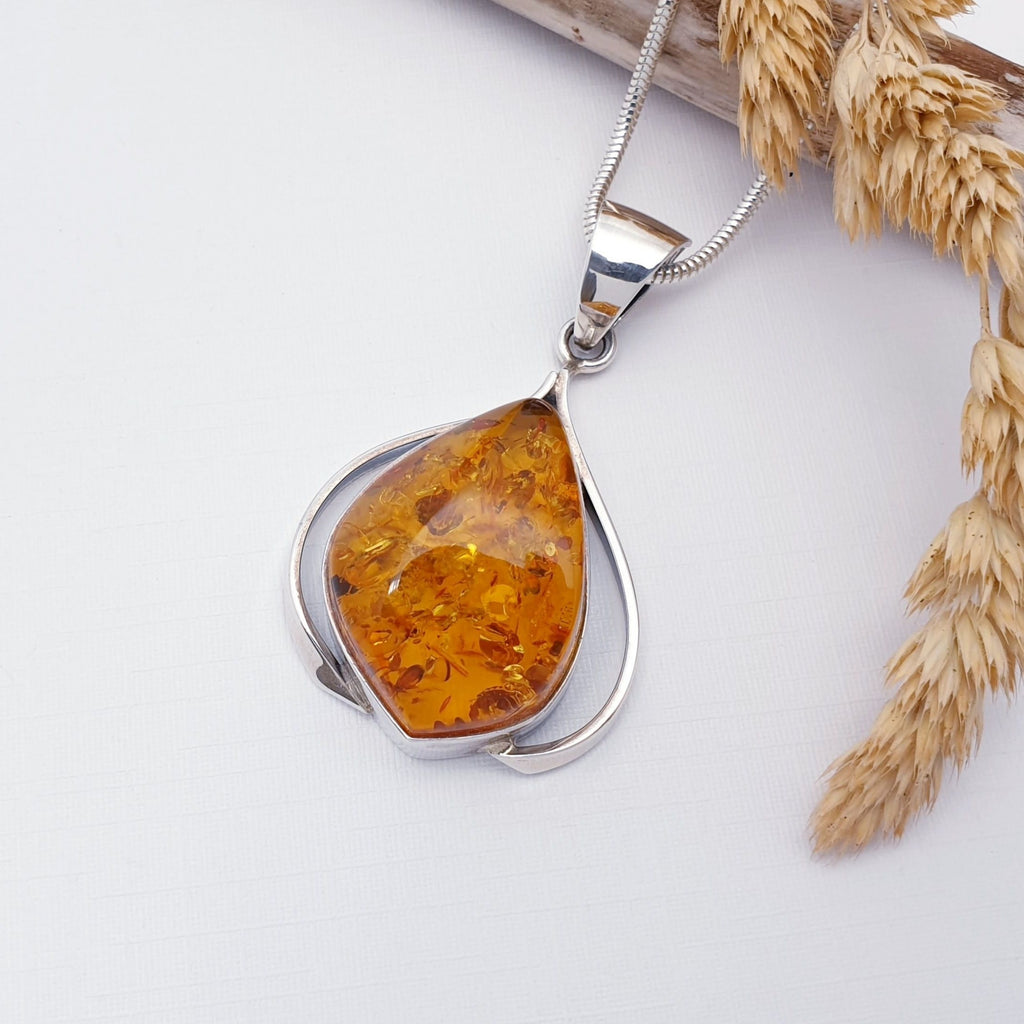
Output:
288,363,640,774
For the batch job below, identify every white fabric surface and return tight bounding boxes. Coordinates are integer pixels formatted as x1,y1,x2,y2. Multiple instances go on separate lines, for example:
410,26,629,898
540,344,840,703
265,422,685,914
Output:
3,1,1024,1020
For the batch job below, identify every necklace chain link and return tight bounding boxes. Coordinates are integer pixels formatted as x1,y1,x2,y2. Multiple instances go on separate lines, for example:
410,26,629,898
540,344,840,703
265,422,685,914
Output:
585,0,769,284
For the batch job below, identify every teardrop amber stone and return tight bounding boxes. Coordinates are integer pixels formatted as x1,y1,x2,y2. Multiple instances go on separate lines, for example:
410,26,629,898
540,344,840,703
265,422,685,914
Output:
326,399,586,739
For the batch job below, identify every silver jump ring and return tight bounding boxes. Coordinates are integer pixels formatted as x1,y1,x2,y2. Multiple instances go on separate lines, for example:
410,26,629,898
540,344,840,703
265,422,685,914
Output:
558,320,618,374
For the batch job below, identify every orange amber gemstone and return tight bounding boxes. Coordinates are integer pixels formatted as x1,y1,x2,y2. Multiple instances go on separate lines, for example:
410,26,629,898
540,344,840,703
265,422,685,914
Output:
326,399,586,739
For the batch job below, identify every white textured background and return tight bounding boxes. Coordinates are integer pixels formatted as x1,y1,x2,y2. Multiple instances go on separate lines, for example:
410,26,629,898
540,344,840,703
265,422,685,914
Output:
3,2,1024,1021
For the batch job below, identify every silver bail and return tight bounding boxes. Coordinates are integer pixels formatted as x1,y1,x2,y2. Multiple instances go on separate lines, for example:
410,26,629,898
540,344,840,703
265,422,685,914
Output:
574,201,691,350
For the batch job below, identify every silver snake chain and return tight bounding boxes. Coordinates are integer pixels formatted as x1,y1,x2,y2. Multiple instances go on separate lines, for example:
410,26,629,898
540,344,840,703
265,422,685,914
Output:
583,0,770,283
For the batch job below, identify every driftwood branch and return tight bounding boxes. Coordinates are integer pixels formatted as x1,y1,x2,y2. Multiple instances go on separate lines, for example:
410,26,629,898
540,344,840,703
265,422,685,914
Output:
488,0,1024,160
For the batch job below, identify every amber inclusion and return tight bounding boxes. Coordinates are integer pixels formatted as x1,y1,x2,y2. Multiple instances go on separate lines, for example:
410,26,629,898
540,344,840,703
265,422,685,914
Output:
326,399,586,739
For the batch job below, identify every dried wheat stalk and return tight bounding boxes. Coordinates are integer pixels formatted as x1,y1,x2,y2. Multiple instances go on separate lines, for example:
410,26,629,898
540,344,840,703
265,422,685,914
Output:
719,0,1024,852
812,1,1024,853
813,283,1024,853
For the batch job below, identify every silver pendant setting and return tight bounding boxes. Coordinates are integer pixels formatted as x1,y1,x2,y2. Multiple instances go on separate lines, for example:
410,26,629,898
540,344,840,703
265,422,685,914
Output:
289,202,690,772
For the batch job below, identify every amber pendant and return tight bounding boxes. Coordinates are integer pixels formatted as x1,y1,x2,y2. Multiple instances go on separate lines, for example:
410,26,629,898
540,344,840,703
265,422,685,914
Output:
290,202,690,771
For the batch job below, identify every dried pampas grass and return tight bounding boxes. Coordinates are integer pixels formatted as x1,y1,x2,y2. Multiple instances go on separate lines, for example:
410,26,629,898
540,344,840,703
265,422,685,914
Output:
718,0,834,187
718,0,1024,852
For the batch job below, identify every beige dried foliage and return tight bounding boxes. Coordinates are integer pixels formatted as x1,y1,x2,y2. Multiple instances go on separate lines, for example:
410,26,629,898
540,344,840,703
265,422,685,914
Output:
831,29,1024,285
718,0,834,187
905,493,1024,610
891,0,974,20
917,131,1024,284
812,606,1010,854
961,327,1024,514
722,0,1024,853
812,519,1024,854
815,309,1024,854
888,0,975,56
830,35,884,236
1003,285,1024,345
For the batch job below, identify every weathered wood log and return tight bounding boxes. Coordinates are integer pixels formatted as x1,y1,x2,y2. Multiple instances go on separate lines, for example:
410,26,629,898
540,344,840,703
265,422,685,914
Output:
489,0,1024,159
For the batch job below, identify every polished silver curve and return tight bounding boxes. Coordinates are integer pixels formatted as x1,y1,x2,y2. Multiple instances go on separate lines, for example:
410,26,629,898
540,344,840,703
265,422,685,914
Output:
487,367,639,774
574,200,690,352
